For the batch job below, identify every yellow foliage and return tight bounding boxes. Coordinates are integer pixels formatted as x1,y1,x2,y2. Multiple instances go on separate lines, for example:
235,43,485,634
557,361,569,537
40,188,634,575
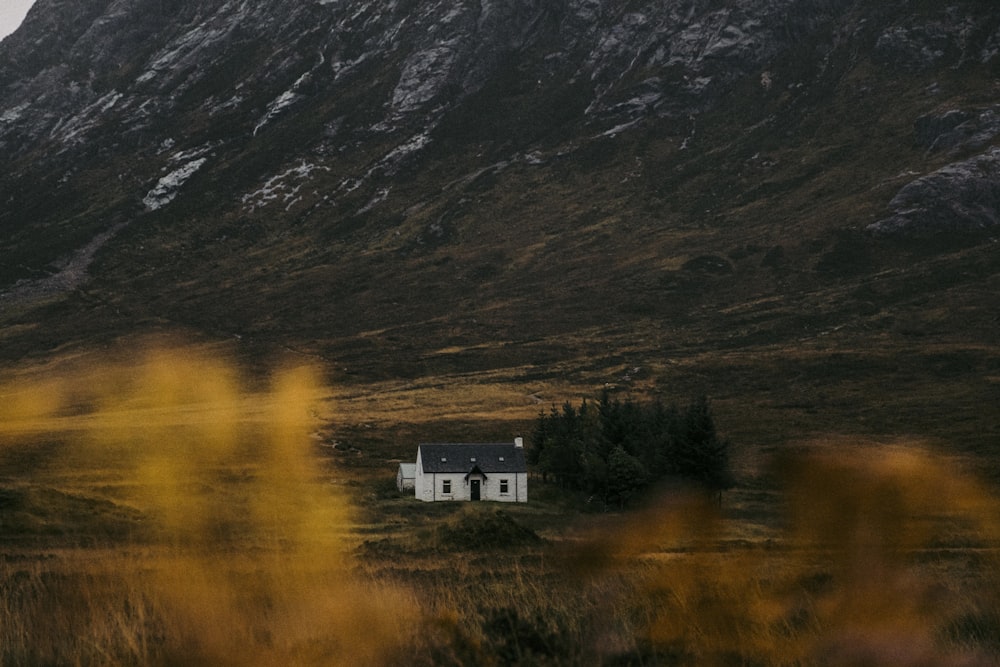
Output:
589,445,1000,666
0,340,414,666
0,342,998,665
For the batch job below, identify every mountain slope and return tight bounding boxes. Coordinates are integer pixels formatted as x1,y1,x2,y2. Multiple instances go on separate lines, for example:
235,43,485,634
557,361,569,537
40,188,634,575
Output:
1,0,999,453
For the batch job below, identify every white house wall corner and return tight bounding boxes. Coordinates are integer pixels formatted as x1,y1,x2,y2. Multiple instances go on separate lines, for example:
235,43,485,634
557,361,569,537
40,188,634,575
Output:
412,442,528,503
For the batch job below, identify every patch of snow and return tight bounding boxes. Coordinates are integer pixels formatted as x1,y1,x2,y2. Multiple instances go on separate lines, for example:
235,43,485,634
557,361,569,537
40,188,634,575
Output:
241,161,331,211
137,0,255,89
610,91,663,117
51,91,127,146
982,32,1000,63
169,142,221,164
333,130,436,196
358,188,391,214
124,98,160,127
254,89,304,135
330,53,372,81
254,53,326,135
345,130,435,187
701,21,762,59
679,115,697,150
586,12,649,80
600,119,641,137
381,132,431,167
0,103,29,123
99,93,123,113
391,40,460,113
208,94,245,117
442,5,466,25
338,178,363,195
368,120,396,134
146,24,228,73
143,158,208,211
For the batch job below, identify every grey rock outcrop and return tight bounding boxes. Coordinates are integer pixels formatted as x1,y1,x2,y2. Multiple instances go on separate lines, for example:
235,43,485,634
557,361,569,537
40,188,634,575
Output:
869,147,1000,237
873,8,990,71
0,0,998,294
914,107,1000,155
0,0,873,167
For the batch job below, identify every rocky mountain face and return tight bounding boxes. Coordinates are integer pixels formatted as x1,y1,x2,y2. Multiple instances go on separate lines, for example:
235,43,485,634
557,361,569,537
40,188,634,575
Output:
1,0,999,447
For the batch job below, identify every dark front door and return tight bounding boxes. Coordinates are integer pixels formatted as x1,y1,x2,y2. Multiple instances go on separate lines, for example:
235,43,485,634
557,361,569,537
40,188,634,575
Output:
470,479,481,501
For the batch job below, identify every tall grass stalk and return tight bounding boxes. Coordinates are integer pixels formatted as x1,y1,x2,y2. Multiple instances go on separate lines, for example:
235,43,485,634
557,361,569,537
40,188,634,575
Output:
1,344,999,665
0,342,416,666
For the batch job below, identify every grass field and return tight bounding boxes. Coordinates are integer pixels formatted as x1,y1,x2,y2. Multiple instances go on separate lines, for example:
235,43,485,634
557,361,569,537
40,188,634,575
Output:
0,341,999,665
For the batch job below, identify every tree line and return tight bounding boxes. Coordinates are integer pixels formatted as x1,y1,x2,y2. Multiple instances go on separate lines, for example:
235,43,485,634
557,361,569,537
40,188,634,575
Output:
528,392,733,508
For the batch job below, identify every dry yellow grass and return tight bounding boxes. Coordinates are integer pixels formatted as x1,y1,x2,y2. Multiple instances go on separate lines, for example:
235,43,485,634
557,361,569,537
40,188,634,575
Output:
572,444,1000,666
0,339,416,666
0,341,998,665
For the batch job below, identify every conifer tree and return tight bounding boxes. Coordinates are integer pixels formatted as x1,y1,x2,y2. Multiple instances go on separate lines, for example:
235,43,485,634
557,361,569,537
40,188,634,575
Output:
530,392,732,506
606,445,648,509
674,396,733,492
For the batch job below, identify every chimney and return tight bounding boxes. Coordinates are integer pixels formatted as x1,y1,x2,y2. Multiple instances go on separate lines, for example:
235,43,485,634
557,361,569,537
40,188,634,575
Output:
514,436,523,448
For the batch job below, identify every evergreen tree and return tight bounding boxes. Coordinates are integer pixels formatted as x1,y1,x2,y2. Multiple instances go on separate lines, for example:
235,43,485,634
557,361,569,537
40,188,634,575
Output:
528,408,551,483
529,392,733,506
577,400,607,494
538,402,585,487
528,409,547,467
606,445,648,509
648,398,680,477
674,396,733,492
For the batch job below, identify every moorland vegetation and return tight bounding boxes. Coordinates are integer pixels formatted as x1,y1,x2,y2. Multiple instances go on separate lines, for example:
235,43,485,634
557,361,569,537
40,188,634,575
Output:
1,2,999,664
0,343,998,666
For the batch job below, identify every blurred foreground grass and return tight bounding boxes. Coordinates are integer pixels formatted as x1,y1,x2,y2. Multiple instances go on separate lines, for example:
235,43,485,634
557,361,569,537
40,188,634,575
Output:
0,340,414,665
0,341,997,665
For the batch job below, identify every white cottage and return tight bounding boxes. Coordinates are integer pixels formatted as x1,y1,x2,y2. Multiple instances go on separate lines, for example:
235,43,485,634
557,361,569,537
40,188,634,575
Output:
414,438,528,502
396,462,416,491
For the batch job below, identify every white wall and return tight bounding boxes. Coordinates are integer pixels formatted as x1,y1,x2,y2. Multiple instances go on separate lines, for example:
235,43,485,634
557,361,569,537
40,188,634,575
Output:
396,468,414,491
415,471,527,502
479,473,527,502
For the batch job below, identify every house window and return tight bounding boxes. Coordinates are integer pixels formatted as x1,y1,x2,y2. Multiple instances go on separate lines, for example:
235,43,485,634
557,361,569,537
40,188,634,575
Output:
500,479,509,494
442,480,451,494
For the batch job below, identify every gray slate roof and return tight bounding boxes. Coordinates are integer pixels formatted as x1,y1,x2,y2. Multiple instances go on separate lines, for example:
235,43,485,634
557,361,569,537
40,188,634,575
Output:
418,443,527,474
